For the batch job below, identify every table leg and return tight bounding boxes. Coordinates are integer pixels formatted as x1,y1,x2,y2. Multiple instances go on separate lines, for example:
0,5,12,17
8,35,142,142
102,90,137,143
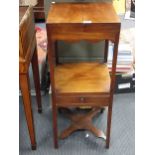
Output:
106,106,112,148
20,73,36,150
52,95,58,148
47,37,59,148
104,40,109,63
106,33,120,148
31,47,42,113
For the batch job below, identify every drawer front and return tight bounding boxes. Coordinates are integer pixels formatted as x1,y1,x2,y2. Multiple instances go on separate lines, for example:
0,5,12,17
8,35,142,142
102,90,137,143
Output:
56,95,109,107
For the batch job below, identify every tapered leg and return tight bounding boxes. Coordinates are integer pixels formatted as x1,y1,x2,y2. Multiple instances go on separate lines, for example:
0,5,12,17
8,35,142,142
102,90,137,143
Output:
52,95,58,148
32,47,42,113
40,56,50,94
104,40,109,63
106,106,112,148
47,24,58,148
20,74,36,150
104,40,110,148
106,32,120,148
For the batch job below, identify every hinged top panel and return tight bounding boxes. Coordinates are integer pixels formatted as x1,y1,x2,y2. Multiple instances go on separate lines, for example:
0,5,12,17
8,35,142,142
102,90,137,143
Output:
46,3,120,24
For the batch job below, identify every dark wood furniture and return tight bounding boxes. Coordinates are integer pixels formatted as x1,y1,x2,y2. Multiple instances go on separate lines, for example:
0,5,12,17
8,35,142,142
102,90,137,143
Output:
19,6,42,150
33,0,45,22
46,2,120,148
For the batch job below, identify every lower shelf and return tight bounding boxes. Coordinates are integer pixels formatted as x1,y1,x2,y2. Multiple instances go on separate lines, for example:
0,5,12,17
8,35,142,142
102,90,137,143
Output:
54,62,110,93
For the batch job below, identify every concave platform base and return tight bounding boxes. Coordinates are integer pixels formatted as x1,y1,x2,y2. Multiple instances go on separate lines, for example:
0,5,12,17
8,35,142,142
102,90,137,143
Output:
59,108,106,140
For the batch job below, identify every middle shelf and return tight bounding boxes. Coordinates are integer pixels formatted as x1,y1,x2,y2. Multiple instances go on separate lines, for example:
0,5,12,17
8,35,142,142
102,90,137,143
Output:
54,62,111,94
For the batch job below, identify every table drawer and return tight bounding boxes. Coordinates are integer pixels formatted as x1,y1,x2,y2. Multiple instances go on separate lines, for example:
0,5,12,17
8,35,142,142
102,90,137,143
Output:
56,95,109,107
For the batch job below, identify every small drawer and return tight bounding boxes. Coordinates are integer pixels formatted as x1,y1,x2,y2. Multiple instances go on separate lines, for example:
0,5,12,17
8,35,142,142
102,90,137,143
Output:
56,95,109,107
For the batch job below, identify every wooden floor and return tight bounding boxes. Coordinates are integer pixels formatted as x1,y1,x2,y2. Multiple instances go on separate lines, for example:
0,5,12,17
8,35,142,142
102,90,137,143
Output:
54,62,110,93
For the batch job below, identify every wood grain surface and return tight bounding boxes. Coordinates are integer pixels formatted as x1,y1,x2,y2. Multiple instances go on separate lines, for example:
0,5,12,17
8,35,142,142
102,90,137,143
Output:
55,62,110,93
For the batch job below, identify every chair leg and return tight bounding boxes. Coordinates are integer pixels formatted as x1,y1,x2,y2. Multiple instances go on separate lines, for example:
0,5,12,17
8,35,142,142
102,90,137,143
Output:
32,48,42,113
106,106,112,148
52,95,58,148
20,74,37,150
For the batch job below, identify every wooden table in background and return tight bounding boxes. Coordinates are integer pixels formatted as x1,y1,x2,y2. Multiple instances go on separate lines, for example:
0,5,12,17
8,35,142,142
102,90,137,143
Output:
19,6,42,150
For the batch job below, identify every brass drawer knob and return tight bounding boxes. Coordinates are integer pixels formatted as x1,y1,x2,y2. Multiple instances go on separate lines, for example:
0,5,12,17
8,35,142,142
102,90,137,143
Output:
80,97,85,102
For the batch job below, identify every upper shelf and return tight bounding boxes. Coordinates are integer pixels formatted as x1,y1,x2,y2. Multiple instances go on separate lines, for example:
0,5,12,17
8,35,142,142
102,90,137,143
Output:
46,3,120,24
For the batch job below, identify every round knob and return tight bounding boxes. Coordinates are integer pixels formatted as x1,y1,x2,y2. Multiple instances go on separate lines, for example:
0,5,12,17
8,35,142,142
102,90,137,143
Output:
80,97,85,102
